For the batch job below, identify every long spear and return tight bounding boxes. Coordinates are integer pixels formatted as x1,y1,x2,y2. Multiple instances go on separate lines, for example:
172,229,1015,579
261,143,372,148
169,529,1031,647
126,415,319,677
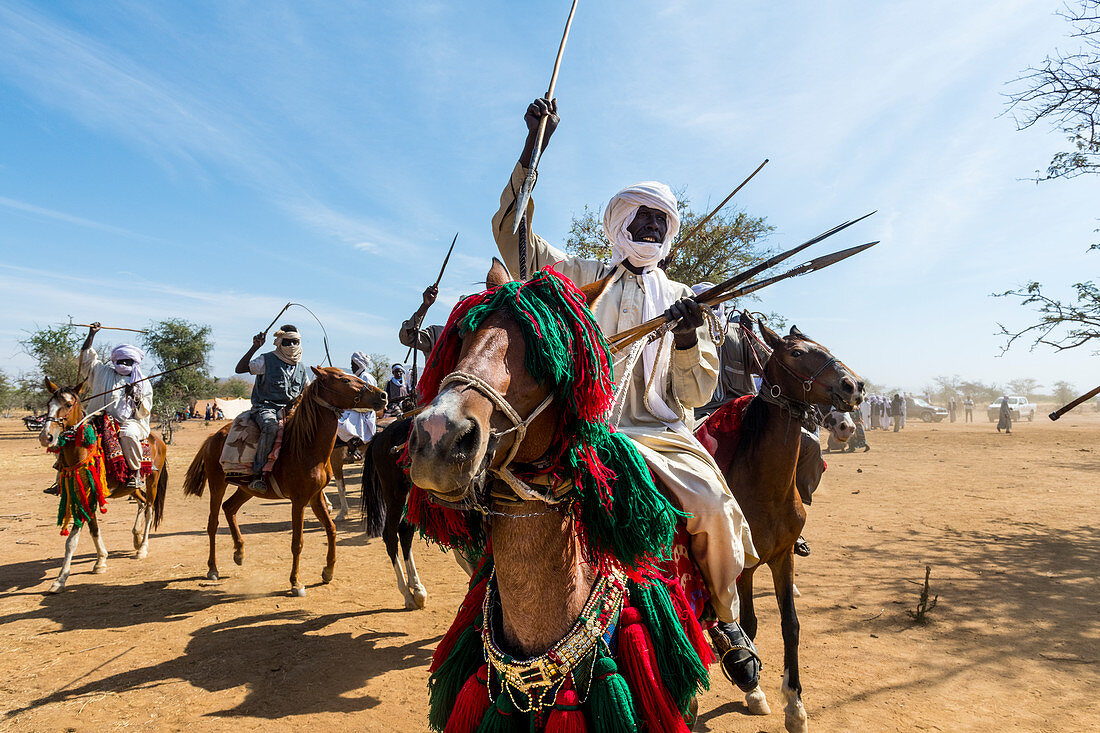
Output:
405,232,459,378
67,319,148,334
79,361,201,404
1049,383,1100,421
610,242,878,351
664,159,770,268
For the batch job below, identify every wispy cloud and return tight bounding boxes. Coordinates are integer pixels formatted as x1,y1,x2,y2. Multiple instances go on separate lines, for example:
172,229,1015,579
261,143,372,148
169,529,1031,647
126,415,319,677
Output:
0,195,155,241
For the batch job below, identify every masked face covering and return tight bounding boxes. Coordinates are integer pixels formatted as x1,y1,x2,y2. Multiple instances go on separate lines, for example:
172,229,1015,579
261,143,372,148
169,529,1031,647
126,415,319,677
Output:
273,329,303,365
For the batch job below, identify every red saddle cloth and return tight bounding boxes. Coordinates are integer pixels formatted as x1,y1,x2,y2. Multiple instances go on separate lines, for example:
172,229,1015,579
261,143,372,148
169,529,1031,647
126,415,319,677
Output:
100,416,153,485
693,394,754,475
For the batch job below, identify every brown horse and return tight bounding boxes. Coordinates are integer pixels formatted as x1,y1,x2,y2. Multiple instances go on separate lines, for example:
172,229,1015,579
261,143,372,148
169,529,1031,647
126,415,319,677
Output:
182,367,386,596
38,378,169,593
724,323,863,732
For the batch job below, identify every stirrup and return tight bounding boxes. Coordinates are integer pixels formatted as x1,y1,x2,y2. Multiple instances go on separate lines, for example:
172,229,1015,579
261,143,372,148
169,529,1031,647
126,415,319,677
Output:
712,624,762,693
249,477,267,492
794,536,811,557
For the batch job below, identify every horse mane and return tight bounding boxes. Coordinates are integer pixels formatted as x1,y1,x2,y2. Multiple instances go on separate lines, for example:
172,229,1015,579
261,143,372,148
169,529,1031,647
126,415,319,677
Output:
282,380,323,461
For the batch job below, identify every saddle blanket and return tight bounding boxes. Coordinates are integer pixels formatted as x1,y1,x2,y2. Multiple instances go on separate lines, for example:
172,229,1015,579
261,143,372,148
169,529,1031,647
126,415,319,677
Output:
219,412,284,475
693,394,754,476
100,415,152,486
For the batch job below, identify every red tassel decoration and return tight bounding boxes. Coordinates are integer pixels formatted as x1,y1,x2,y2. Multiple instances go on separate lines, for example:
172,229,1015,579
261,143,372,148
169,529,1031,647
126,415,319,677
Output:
666,578,716,667
431,576,489,674
545,683,588,733
616,606,689,733
445,665,491,733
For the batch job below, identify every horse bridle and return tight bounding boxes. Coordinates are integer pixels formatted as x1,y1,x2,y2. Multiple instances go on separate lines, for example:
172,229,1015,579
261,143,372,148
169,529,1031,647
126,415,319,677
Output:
311,378,379,417
438,370,559,505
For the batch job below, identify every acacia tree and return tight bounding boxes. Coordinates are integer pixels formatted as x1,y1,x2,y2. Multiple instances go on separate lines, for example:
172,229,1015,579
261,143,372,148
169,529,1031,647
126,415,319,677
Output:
142,319,215,418
566,196,773,288
1051,379,1078,404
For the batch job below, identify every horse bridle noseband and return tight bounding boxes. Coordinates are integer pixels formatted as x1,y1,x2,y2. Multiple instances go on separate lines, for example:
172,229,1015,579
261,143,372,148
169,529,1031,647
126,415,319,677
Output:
438,370,559,505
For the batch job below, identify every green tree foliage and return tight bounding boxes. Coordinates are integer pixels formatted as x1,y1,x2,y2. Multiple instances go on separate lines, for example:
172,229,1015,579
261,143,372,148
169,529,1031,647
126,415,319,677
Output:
368,352,395,385
142,319,215,418
1007,377,1043,399
996,261,1100,354
218,377,253,399
0,371,21,415
1007,1,1100,181
19,324,81,390
958,380,1002,405
1051,380,1078,405
566,196,773,289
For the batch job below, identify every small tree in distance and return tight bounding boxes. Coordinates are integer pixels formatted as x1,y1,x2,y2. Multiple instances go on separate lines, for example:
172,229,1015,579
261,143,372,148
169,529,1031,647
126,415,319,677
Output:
143,319,215,419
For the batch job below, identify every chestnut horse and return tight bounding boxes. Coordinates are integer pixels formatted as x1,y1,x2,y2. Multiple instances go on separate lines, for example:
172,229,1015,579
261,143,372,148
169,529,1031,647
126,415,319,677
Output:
723,323,863,732
182,367,386,596
38,379,168,593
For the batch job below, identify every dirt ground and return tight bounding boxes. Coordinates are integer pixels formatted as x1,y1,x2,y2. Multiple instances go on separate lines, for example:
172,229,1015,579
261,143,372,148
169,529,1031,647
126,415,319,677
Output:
1,410,1098,732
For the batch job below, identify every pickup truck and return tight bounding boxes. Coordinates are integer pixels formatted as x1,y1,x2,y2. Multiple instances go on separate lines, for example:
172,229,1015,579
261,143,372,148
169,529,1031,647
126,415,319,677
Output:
987,396,1036,422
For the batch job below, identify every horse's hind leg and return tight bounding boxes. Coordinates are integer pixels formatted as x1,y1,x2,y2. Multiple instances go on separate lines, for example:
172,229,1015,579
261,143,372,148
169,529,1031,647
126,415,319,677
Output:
288,501,306,597
132,497,146,550
330,456,349,522
309,493,337,584
383,513,414,609
770,553,807,733
206,480,227,580
223,488,252,567
400,520,427,609
49,525,83,593
737,567,770,715
136,499,154,560
88,512,108,574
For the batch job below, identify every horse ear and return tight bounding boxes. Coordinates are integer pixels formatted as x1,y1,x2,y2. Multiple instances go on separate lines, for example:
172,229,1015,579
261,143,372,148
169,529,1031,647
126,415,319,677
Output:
758,321,783,351
43,377,59,394
578,274,614,308
75,378,87,395
486,258,513,288
310,365,322,378
790,325,807,339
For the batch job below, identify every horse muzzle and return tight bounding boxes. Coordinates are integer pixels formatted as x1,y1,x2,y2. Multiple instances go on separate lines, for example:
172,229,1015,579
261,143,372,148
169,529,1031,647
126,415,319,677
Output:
408,393,488,503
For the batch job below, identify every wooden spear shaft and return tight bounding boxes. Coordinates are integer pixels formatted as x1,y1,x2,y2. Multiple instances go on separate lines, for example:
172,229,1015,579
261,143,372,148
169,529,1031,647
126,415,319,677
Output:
69,322,148,334
1049,383,1100,421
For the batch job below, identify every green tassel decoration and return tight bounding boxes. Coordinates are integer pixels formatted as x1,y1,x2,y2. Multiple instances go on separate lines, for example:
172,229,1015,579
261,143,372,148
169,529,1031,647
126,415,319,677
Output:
630,582,709,711
588,654,639,733
477,691,526,733
429,623,485,732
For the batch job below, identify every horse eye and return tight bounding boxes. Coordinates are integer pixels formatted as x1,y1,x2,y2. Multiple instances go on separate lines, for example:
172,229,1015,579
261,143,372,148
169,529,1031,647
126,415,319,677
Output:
790,349,803,358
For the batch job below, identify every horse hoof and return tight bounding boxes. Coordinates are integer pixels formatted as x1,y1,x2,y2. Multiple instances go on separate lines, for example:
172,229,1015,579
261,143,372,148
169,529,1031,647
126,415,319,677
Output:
207,570,220,581
233,551,244,566
136,548,148,560
412,586,428,609
321,567,334,583
290,586,306,598
48,582,64,594
93,564,107,574
782,675,808,733
333,512,347,523
745,685,771,715
793,584,801,598
784,711,809,733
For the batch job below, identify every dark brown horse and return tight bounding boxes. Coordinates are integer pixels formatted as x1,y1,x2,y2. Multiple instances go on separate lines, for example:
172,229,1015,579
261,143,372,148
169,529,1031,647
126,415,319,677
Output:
38,379,169,593
724,323,863,732
182,367,386,596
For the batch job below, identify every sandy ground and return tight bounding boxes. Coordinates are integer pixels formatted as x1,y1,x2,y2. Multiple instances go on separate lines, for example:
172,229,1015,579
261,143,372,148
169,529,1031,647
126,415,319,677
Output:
1,410,1098,732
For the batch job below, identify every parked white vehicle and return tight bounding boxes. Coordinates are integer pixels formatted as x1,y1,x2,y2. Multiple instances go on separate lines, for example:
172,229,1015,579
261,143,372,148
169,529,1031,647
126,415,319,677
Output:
987,396,1036,422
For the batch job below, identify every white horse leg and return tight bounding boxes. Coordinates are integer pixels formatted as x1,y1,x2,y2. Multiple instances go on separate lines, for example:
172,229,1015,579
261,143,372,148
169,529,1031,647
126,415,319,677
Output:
452,548,474,577
782,669,809,733
745,684,771,715
136,503,153,560
49,526,83,593
132,501,145,549
332,474,348,522
391,555,415,609
92,527,108,573
405,548,427,609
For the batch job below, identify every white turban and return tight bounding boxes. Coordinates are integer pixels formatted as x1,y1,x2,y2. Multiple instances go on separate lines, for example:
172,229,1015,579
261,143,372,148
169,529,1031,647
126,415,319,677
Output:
273,329,303,365
351,351,371,377
691,282,726,324
602,182,687,433
603,181,681,270
110,344,149,419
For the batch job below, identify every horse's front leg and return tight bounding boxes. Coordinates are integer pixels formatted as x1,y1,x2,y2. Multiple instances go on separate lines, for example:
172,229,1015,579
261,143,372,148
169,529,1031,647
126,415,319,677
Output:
309,492,337,584
132,498,146,550
136,499,154,560
400,520,427,609
49,525,83,593
223,488,252,567
88,512,108,573
770,552,807,733
383,512,414,609
289,500,306,597
738,567,770,715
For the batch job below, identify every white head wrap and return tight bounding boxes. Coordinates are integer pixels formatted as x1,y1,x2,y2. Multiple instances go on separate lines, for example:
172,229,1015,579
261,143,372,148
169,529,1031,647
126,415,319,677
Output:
603,182,688,433
273,328,303,365
110,344,149,420
691,282,727,324
351,351,371,377
603,182,681,270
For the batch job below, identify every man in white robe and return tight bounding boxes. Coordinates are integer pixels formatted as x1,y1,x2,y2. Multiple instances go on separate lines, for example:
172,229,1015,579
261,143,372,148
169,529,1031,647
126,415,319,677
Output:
492,97,761,690
79,324,152,489
336,351,378,448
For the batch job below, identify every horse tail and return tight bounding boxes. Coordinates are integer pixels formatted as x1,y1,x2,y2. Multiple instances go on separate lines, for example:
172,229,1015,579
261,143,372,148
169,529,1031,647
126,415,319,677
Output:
360,439,386,538
152,461,168,529
183,440,209,498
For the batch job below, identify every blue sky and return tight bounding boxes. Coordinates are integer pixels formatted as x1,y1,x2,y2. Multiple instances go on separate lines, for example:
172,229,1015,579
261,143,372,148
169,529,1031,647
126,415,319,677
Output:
1,1,1097,395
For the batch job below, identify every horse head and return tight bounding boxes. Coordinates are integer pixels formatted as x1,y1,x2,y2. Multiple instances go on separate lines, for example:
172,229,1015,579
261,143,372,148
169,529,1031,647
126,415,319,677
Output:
38,377,86,449
822,407,856,442
408,259,611,505
758,323,864,412
308,366,388,413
